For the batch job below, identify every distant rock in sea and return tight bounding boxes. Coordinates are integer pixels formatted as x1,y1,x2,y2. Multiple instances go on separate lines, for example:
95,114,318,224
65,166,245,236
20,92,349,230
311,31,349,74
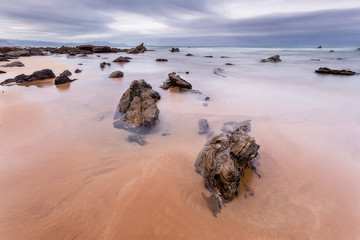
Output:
156,58,168,62
315,67,356,75
170,48,180,52
261,55,281,62
127,43,147,54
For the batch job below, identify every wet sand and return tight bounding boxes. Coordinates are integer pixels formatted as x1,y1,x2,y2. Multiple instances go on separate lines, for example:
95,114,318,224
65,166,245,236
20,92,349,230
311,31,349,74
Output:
0,49,360,239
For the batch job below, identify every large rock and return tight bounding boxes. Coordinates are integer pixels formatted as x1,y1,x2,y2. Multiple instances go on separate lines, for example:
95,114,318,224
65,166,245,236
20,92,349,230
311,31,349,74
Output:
315,67,356,75
261,55,281,62
0,69,55,85
127,43,147,54
115,79,160,127
195,122,259,205
160,72,192,90
1,61,25,67
113,56,131,62
109,71,124,78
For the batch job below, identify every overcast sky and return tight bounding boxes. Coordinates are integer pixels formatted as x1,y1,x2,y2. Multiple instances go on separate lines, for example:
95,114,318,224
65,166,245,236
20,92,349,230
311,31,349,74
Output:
0,0,359,46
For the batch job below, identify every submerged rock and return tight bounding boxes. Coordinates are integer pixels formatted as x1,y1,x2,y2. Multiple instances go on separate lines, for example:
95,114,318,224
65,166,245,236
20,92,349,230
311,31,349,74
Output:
55,75,76,85
109,71,124,78
115,79,160,127
127,134,147,145
1,61,25,67
199,119,209,135
213,68,225,77
195,122,259,212
261,55,281,62
317,46,322,48
160,72,192,90
113,56,131,62
127,43,147,54
170,48,180,52
1,69,55,85
100,62,111,68
315,67,356,75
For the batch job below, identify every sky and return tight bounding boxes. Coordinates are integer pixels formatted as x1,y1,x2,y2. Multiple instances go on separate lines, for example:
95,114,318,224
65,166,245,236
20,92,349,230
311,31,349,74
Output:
0,0,359,46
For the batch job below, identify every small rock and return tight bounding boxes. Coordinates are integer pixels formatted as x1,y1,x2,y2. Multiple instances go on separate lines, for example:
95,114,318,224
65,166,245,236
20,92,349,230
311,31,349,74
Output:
198,119,209,135
1,61,25,67
156,58,168,62
315,67,356,75
225,63,233,65
127,43,147,54
60,70,72,77
55,75,76,85
0,70,6,74
161,72,192,90
186,53,193,56
100,62,111,68
261,55,281,62
220,56,229,58
113,56,131,62
109,71,124,78
170,48,180,52
204,56,213,58
78,63,83,65
329,50,335,52
186,71,189,74
213,68,225,77
74,69,82,73
205,96,210,101
317,46,322,48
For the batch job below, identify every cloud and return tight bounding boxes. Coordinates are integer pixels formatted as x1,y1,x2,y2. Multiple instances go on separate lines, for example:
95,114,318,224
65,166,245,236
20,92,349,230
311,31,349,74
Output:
0,0,359,45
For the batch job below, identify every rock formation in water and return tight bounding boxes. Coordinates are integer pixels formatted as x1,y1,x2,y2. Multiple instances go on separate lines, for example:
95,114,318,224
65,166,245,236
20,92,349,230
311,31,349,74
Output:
100,62,111,68
59,70,72,77
315,67,356,75
54,75,76,85
109,71,124,78
170,48,180,52
113,56,131,62
261,55,281,62
160,72,192,90
127,43,147,54
195,121,259,214
115,80,160,127
1,61,25,67
74,69,82,73
0,69,55,85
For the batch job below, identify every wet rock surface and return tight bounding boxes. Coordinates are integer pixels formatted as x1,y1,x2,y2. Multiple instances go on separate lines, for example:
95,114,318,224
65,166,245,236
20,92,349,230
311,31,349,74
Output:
1,69,55,85
261,55,281,62
113,56,131,62
127,43,147,54
160,72,192,90
109,71,124,78
60,70,72,77
1,61,25,67
195,121,260,215
55,75,76,85
114,79,160,127
315,67,356,75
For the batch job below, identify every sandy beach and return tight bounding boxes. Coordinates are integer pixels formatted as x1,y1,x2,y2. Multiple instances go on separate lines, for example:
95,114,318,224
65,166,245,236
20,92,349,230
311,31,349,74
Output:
1,47,360,239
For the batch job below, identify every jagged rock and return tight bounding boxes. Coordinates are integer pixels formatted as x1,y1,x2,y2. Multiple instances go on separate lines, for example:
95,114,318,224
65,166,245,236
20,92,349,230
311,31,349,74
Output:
1,61,25,67
199,119,209,135
195,122,259,210
315,67,356,75
74,69,82,73
160,72,192,90
109,71,124,78
115,79,160,127
170,48,180,52
113,56,131,62
100,62,111,68
261,55,281,62
156,58,168,62
60,70,72,77
127,43,147,54
55,75,76,85
186,53,193,56
204,56,213,58
0,70,6,74
0,69,55,85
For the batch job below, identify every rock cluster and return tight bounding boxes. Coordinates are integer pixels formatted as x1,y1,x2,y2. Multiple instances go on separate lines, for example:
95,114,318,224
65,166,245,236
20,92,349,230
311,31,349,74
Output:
261,55,281,62
0,69,55,85
195,122,259,205
315,67,356,75
114,80,160,127
160,72,192,90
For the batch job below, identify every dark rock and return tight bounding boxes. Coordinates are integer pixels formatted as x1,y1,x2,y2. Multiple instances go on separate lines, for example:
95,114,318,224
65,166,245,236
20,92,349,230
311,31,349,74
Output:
0,70,6,74
127,134,147,145
315,67,356,75
310,59,320,61
55,75,76,85
93,46,112,53
186,53,193,56
156,58,168,62
220,56,229,58
329,50,335,52
6,50,30,57
127,43,147,54
109,71,124,78
78,54,88,57
317,46,322,48
1,69,55,85
165,72,192,89
205,96,210,101
100,62,111,68
225,63,233,65
199,119,209,135
261,55,281,62
77,45,94,51
357,48,360,51
78,63,83,65
74,69,82,73
201,192,222,217
115,79,160,127
60,70,72,77
204,56,213,58
0,57,9,62
195,122,259,205
113,56,131,62
186,71,189,74
1,61,25,67
170,48,180,52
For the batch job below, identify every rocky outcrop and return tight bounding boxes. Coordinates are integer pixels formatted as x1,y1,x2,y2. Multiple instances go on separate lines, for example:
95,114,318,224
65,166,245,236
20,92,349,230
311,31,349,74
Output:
261,55,281,62
170,48,180,52
109,71,124,78
113,56,131,62
114,80,160,127
160,72,192,90
156,58,168,62
60,70,72,77
127,43,147,54
0,69,55,85
315,67,356,75
1,61,25,67
54,75,76,85
195,121,259,213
